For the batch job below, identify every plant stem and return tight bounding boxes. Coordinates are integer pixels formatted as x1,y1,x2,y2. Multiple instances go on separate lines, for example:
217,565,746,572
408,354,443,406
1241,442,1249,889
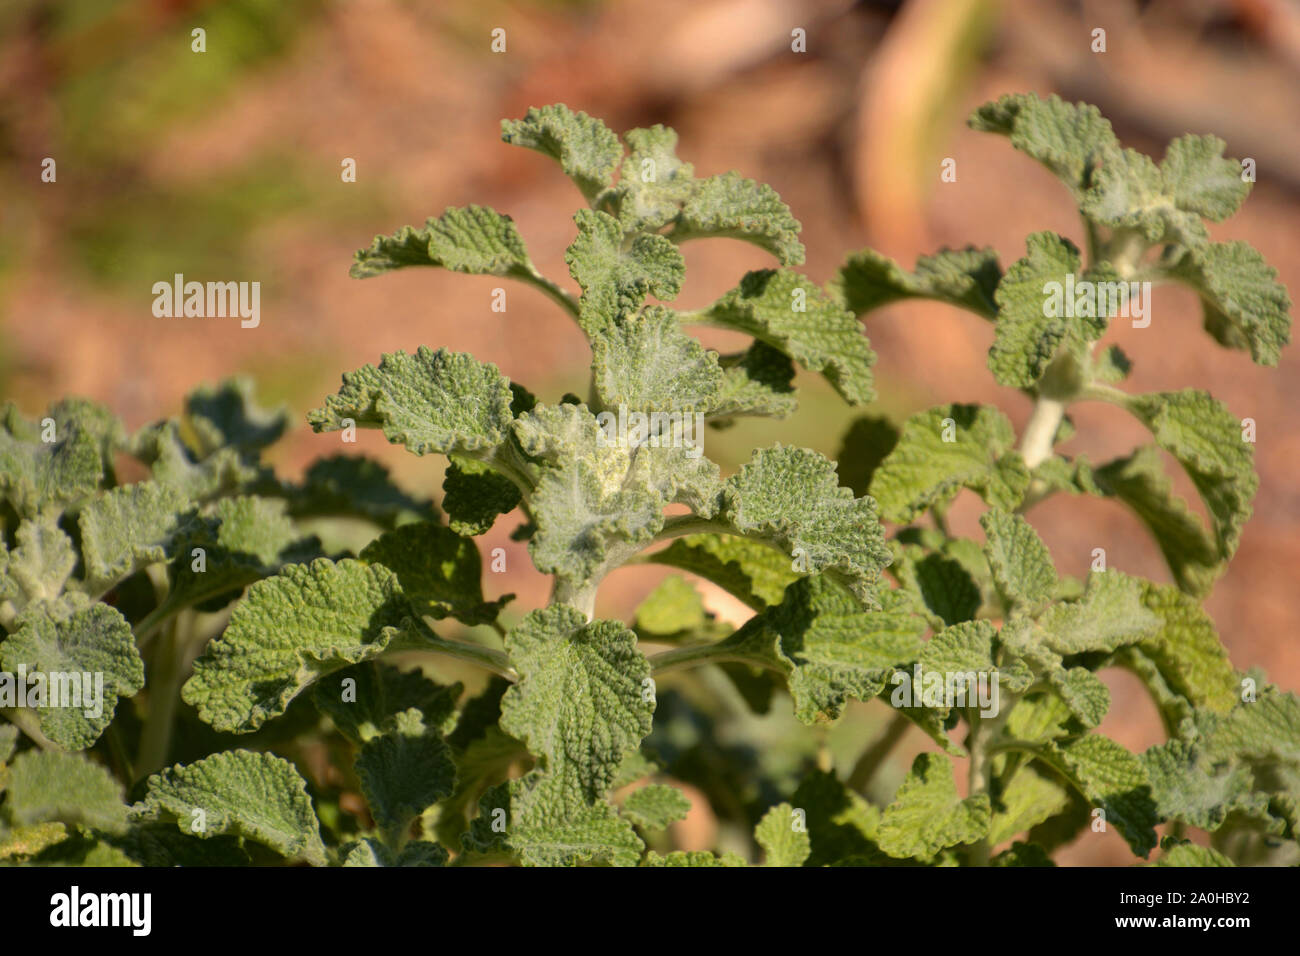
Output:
136,619,185,780
966,717,993,866
405,631,517,681
646,642,775,675
1017,395,1066,470
1,707,54,750
847,710,910,793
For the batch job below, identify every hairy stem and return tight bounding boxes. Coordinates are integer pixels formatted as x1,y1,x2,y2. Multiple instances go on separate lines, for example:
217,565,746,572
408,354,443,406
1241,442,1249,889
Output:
1018,395,1066,470
646,642,775,675
136,617,187,780
404,630,517,681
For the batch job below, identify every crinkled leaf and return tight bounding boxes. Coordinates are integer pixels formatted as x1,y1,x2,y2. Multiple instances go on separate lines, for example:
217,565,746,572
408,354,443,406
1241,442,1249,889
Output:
980,509,1058,611
755,801,811,866
614,125,696,231
355,712,456,840
871,404,1028,523
674,172,804,265
2,513,77,608
184,379,288,459
1037,571,1159,655
722,446,891,604
135,750,326,865
621,784,691,830
835,415,899,498
312,662,462,743
709,342,798,422
1038,733,1158,856
442,458,521,536
989,766,1072,845
698,269,874,404
351,205,533,280
183,558,423,733
288,455,438,528
308,347,514,456
0,404,105,518
566,208,684,333
3,751,127,833
831,246,1001,319
1135,581,1237,713
642,850,746,867
591,306,722,412
501,104,622,202
877,753,991,860
0,601,144,750
643,533,800,611
77,480,196,594
1153,842,1234,867
1165,239,1291,367
968,92,1118,200
500,606,654,801
360,521,509,626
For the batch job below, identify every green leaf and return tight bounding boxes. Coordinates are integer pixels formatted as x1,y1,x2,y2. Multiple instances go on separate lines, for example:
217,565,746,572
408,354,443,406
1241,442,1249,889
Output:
989,232,1110,388
0,404,105,518
643,533,800,610
591,306,722,412
500,606,654,802
709,343,798,422
989,766,1072,845
312,662,462,743
643,850,746,867
722,446,891,604
1092,446,1222,596
360,521,509,626
355,711,456,842
991,841,1056,867
501,104,623,203
350,205,533,280
1037,571,1159,655
135,750,326,865
1,601,144,750
308,347,515,457
566,209,685,333
621,784,691,830
442,458,521,536
463,776,643,867
721,576,925,724
130,419,256,501
614,125,696,231
2,513,77,608
1142,737,1265,833
697,269,874,405
76,481,195,594
1210,686,1300,764
1048,667,1110,728
980,509,1058,611
1123,389,1257,582
341,837,448,867
1038,733,1159,856
1153,842,1234,867
183,558,424,733
1165,240,1291,367
2,751,127,833
184,379,288,459
831,246,1001,319
674,172,804,265
633,576,712,639
969,92,1118,200
877,753,991,861
888,545,981,628
755,801,811,866
1134,581,1237,713
870,404,1028,523
288,455,438,528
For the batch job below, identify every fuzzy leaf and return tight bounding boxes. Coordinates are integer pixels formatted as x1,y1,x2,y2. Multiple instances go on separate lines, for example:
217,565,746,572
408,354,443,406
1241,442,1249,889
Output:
1135,582,1237,713
969,92,1118,200
76,481,196,594
643,533,800,610
621,784,691,830
722,446,891,603
755,801,811,866
1,601,145,750
502,105,622,202
614,125,696,231
674,172,803,265
566,209,685,334
1124,389,1256,580
0,405,105,518
135,750,326,865
980,509,1058,611
1037,571,1159,655
313,662,461,743
1165,240,1291,367
721,576,925,724
289,455,438,528
500,606,654,802
308,347,514,457
183,558,424,733
1153,842,1234,867
442,458,521,536
709,342,798,422
698,269,874,405
3,751,127,833
355,712,456,840
870,404,1028,523
360,521,509,626
832,247,1001,319
2,514,77,608
1039,733,1158,856
591,306,722,412
877,753,991,860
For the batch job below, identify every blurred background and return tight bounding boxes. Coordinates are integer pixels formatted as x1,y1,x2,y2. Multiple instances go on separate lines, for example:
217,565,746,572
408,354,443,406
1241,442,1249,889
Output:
1,0,1297,864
